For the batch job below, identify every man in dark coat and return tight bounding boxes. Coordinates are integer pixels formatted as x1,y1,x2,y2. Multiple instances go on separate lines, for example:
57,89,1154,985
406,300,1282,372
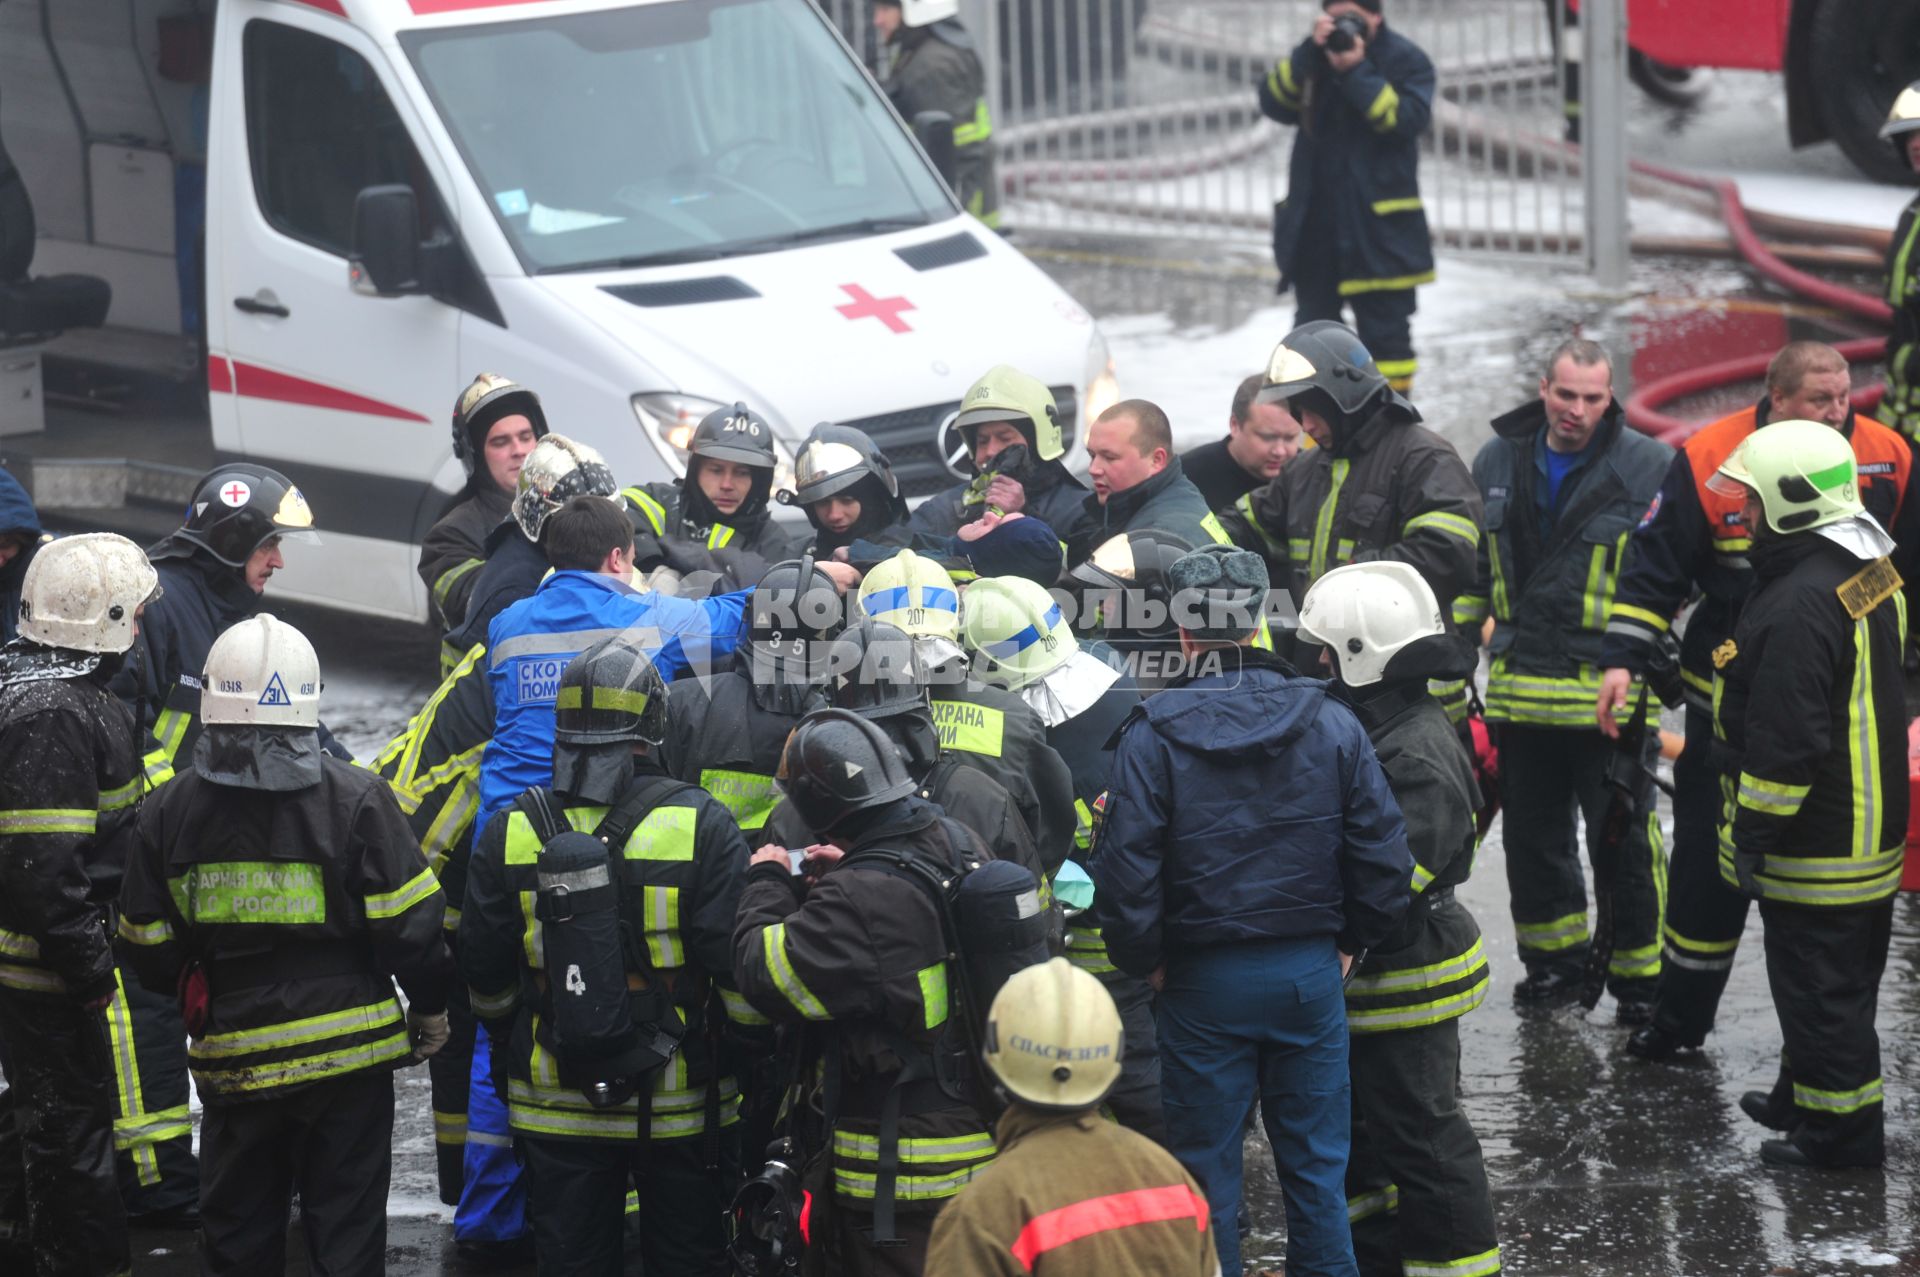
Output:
873,0,1000,227
1257,0,1435,394
418,374,546,635
1080,399,1233,560
1094,544,1411,1277
1182,373,1307,513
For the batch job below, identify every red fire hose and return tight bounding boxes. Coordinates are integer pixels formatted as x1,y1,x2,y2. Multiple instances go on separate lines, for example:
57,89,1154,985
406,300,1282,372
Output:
1623,165,1894,444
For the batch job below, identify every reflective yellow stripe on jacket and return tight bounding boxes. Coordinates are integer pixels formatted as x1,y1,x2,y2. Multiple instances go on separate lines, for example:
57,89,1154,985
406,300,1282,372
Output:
105,970,190,1186
187,998,411,1098
1345,936,1491,1033
508,1075,742,1143
831,1127,996,1203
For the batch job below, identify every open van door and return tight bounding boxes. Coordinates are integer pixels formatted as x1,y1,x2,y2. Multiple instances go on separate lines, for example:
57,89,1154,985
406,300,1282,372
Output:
207,5,467,619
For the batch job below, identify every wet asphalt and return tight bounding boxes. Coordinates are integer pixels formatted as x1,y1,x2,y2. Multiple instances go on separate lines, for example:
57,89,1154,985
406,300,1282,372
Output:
111,56,1920,1264
129,601,1920,1276
115,252,1920,1277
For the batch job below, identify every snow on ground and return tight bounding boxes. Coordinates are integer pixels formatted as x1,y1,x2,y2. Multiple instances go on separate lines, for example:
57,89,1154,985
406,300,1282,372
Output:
1099,251,1585,458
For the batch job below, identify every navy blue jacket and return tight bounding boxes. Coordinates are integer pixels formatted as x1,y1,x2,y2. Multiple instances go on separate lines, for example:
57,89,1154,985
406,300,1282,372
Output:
1092,649,1411,974
446,522,546,654
1257,24,1435,296
0,467,41,644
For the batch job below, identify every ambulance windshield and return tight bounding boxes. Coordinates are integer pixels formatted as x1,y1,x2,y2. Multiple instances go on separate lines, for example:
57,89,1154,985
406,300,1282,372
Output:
403,0,957,274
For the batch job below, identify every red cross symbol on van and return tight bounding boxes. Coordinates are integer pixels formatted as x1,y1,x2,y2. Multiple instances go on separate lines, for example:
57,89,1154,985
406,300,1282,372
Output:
835,284,915,334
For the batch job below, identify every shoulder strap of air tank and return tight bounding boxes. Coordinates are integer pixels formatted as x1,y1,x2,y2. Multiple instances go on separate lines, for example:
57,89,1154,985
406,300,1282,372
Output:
515,787,567,846
592,773,695,856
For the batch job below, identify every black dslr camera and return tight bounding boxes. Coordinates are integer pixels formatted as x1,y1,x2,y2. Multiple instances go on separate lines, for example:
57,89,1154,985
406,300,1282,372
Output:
1327,13,1368,53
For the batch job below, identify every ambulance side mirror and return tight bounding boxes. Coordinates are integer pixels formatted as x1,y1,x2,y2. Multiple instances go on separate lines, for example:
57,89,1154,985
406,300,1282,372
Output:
349,185,424,297
912,110,959,192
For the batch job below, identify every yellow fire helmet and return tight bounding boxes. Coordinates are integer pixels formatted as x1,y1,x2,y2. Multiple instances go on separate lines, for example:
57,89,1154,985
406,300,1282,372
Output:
858,549,961,640
1708,418,1863,534
960,575,1077,690
953,364,1063,464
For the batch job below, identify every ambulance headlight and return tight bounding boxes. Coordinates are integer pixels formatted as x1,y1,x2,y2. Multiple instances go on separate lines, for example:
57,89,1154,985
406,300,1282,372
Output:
633,393,722,473
1083,330,1120,440
633,391,796,491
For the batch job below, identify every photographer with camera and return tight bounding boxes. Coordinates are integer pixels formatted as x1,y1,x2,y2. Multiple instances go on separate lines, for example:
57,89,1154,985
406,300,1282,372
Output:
1257,0,1435,396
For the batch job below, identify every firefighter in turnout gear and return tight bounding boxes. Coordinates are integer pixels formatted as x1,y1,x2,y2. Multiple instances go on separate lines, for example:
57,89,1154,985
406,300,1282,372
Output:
459,636,753,1273
763,619,1055,890
462,493,754,1247
370,643,494,1204
0,534,157,1276
1597,342,1916,1061
441,433,624,674
925,959,1220,1277
663,556,842,839
1256,0,1435,392
1299,562,1501,1277
908,366,1090,547
110,464,344,1221
858,550,1080,865
661,555,840,1176
961,576,1164,1141
781,424,913,562
116,615,453,1274
1068,529,1196,694
873,0,1000,227
420,374,549,632
1454,341,1672,1016
1220,322,1482,713
1704,422,1907,1169
113,464,345,1223
733,708,1004,1277
623,402,798,591
1880,82,1920,439
116,462,346,773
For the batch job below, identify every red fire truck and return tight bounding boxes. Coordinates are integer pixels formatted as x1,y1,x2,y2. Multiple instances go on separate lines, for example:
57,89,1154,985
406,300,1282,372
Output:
1617,0,1919,183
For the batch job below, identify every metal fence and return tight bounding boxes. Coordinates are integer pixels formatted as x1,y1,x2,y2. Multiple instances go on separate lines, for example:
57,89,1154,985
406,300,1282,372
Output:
822,0,1586,265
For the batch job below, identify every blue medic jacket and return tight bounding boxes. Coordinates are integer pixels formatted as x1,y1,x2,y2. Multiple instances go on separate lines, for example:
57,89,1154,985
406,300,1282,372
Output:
478,570,748,821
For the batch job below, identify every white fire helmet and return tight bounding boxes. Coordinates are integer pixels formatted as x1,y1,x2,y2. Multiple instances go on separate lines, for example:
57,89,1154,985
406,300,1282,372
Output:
18,533,160,655
201,615,322,729
890,0,960,28
1296,561,1445,687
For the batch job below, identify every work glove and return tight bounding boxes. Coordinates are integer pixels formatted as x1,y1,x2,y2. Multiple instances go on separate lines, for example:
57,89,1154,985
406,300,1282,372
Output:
1731,846,1766,901
408,1009,451,1062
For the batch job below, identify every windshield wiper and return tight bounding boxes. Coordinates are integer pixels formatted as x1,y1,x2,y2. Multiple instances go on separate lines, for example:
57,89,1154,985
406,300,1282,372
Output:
540,246,734,274
541,217,932,275
747,216,932,248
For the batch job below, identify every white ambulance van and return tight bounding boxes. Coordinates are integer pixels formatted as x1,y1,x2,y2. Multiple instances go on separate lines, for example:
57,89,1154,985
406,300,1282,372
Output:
0,0,1116,619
